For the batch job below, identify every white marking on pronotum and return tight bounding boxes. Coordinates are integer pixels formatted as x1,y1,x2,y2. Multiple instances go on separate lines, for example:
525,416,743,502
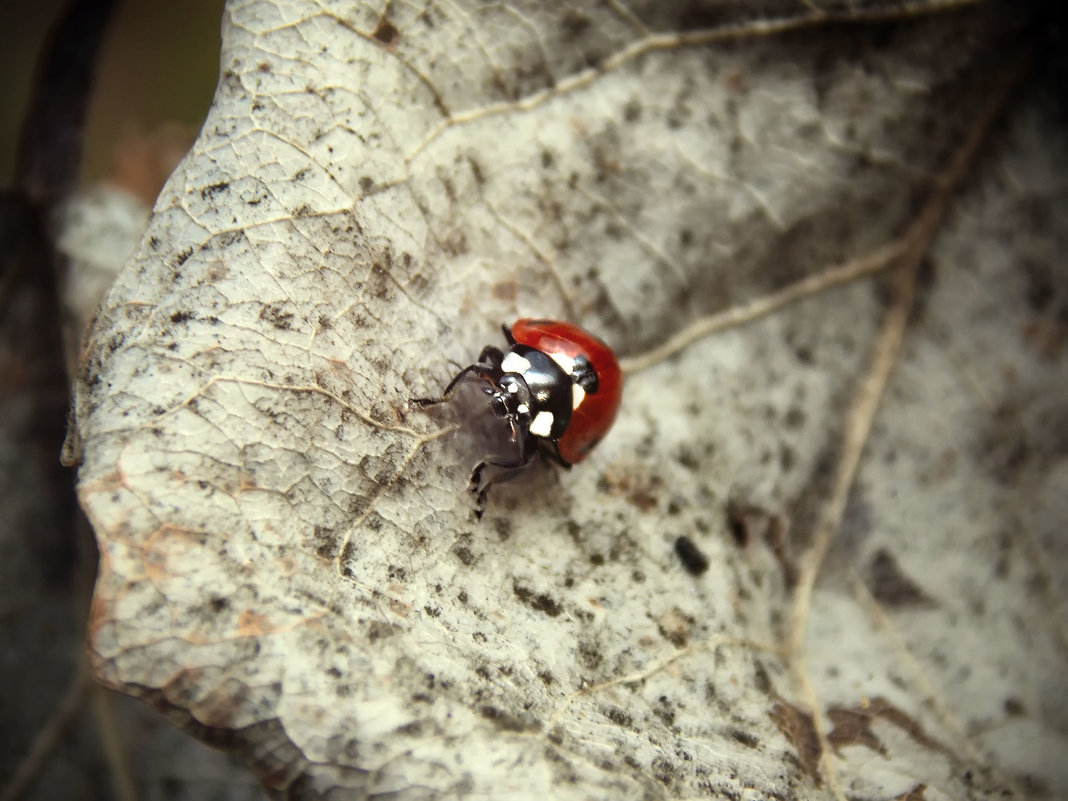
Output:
516,404,529,415
529,410,554,438
501,351,532,374
548,351,577,375
571,383,586,409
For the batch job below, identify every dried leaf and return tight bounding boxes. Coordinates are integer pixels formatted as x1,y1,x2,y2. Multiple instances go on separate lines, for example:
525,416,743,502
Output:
68,1,1067,798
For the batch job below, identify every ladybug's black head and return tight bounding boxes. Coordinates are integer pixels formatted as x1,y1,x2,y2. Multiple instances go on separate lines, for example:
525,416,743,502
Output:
484,374,533,426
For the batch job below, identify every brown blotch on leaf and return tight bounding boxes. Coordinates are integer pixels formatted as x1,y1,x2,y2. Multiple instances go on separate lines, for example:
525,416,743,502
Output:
769,701,822,786
868,549,936,608
827,706,887,756
491,279,518,303
599,466,661,512
895,785,928,801
828,697,952,759
655,607,694,647
366,620,400,643
728,497,794,586
372,15,400,47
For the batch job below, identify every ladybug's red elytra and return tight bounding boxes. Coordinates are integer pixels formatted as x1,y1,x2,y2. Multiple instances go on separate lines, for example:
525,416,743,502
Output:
411,318,623,518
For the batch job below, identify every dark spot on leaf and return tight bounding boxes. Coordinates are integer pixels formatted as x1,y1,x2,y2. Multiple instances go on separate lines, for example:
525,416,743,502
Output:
492,516,512,541
1004,697,1026,716
453,544,476,566
359,175,374,193
366,620,398,643
656,608,694,647
784,406,805,428
208,596,228,613
653,696,675,726
605,707,631,728
577,640,601,670
674,536,709,576
200,181,229,200
170,310,194,324
479,705,536,732
560,8,591,38
868,549,936,608
468,157,485,186
769,701,822,786
730,728,759,748
753,661,772,694
651,756,680,787
148,236,161,249
173,247,193,267
339,540,356,572
512,582,561,616
780,443,797,471
678,3,733,31
372,15,399,46
259,303,294,330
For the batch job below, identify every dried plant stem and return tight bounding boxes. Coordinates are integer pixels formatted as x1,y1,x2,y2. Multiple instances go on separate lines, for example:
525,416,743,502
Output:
620,238,908,374
788,54,1026,656
92,686,139,801
786,56,1028,795
0,664,91,801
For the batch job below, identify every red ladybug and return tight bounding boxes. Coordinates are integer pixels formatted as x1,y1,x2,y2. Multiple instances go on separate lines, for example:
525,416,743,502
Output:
412,318,623,517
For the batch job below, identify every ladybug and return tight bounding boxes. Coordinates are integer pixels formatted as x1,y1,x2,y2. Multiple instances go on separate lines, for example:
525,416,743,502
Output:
411,318,623,517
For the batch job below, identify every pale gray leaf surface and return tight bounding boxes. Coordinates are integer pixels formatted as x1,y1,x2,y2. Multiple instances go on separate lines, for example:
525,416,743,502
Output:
69,1,1066,799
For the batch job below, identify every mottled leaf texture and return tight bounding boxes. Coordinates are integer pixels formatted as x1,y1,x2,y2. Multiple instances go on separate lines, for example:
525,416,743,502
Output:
69,1,1067,799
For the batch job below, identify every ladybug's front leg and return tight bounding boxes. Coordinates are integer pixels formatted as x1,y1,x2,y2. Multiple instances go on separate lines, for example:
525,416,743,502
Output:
410,346,504,406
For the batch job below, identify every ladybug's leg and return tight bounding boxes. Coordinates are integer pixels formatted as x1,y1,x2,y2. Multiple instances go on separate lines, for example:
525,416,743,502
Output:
468,453,536,520
468,433,536,519
410,346,504,406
